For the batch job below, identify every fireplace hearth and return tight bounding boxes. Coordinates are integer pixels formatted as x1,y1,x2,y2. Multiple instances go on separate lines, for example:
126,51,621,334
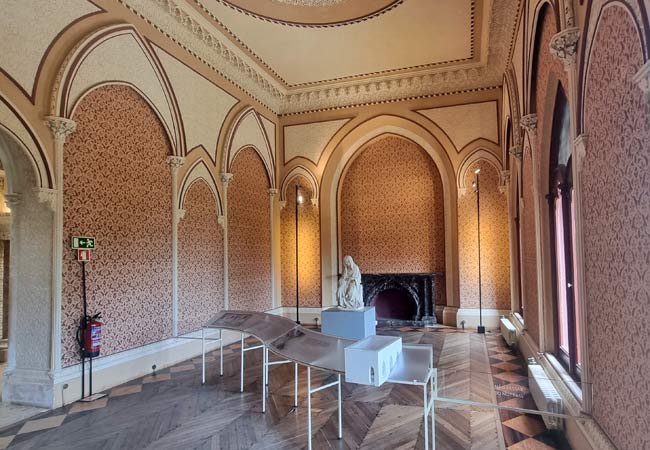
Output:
361,272,443,326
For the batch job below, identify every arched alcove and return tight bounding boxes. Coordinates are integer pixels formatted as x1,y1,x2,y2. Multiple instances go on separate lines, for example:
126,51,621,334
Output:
321,115,458,324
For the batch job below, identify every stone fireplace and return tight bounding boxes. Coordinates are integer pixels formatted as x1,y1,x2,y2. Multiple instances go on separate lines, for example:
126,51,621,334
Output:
361,273,443,326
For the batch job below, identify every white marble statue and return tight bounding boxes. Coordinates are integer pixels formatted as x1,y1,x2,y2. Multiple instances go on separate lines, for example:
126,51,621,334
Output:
337,255,364,310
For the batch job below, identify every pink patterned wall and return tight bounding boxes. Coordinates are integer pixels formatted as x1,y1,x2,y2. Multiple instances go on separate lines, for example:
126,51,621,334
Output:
62,85,172,367
458,160,510,310
582,6,650,449
281,176,321,307
178,180,224,334
340,135,446,303
228,147,272,311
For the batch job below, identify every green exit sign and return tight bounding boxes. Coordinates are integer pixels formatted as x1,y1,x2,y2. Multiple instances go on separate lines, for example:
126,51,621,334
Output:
71,236,96,250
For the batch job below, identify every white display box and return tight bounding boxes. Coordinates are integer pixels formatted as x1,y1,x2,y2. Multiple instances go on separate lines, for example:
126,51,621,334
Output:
344,335,402,387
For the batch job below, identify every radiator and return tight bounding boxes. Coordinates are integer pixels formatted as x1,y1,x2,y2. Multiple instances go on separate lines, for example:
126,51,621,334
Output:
528,364,564,430
499,316,517,346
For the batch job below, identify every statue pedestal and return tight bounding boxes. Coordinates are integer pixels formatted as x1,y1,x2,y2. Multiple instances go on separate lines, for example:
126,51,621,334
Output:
322,307,376,340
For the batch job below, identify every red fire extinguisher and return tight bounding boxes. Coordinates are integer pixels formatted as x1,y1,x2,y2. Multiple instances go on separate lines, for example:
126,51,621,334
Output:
77,313,102,358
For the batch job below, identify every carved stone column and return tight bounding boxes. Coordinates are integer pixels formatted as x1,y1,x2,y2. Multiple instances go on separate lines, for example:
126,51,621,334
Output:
45,116,76,375
167,156,184,336
268,188,280,309
220,173,233,310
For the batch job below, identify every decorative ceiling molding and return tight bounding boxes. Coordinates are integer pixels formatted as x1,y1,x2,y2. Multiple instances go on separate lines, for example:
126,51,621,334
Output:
219,0,402,28
122,0,521,114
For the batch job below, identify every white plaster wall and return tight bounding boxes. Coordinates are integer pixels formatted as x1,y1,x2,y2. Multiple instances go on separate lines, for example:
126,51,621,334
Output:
283,118,349,164
229,111,273,177
417,101,499,150
0,0,99,95
155,46,237,158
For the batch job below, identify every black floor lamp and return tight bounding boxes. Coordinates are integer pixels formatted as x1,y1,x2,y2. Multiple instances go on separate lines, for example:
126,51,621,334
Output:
474,168,485,334
295,185,304,324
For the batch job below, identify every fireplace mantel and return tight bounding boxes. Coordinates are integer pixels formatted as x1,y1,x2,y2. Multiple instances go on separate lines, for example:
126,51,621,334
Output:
361,272,443,326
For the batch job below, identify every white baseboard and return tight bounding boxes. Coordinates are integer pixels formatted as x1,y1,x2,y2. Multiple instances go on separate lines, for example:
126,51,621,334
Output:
456,308,510,330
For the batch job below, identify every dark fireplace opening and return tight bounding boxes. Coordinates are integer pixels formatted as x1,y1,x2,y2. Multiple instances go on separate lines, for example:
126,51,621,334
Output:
371,288,416,321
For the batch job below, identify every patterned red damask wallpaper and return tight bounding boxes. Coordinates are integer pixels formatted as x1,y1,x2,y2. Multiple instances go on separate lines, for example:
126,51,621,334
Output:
228,148,272,312
458,160,510,310
281,176,321,308
340,135,446,302
62,85,173,367
582,6,650,450
178,180,224,334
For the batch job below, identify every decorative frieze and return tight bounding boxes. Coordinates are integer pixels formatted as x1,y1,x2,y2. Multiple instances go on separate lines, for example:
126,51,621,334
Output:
550,28,580,70
633,60,650,97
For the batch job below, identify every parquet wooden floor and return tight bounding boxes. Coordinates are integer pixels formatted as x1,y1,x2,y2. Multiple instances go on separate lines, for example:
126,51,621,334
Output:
0,328,567,450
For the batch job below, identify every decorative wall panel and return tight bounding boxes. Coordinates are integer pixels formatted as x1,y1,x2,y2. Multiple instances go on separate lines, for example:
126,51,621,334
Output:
155,46,237,159
340,136,445,299
229,148,272,311
458,160,510,309
62,85,173,367
281,176,320,308
178,180,224,334
582,6,650,450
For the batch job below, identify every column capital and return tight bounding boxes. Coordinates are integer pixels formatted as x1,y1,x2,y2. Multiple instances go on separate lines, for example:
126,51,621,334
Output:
34,188,57,212
499,170,510,194
45,116,76,142
220,172,234,186
520,114,538,133
166,156,185,171
268,188,279,198
509,145,523,160
633,60,650,98
218,215,225,229
279,200,287,209
4,193,22,209
574,134,588,173
549,27,580,70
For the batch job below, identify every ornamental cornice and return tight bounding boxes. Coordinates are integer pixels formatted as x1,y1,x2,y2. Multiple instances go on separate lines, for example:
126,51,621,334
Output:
549,27,580,70
120,0,521,114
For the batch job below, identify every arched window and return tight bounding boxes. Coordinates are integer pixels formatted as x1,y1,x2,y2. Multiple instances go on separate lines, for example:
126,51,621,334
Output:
548,87,581,380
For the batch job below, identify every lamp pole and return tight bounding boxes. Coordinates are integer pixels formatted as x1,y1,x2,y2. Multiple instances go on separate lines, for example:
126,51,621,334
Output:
475,168,485,334
295,185,302,324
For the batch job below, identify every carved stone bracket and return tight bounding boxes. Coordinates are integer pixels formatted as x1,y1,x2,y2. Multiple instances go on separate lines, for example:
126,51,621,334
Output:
220,172,234,187
34,188,57,212
217,215,225,229
574,134,588,173
166,156,185,172
633,60,650,98
279,201,287,209
550,28,580,70
509,145,523,160
310,197,318,207
458,187,468,197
